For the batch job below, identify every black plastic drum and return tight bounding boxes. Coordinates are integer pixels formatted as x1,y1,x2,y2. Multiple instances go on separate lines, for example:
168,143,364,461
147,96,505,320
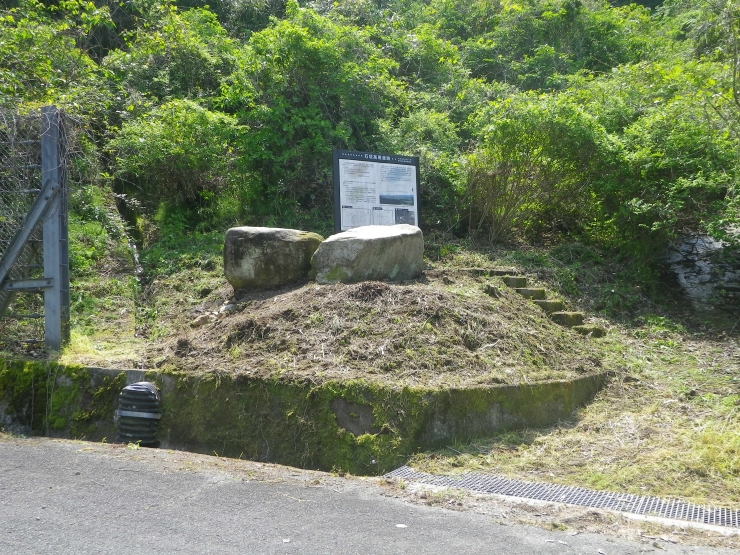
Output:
115,381,161,447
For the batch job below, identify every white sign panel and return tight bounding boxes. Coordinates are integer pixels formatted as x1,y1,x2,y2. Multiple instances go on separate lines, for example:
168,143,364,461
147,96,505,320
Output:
333,150,419,232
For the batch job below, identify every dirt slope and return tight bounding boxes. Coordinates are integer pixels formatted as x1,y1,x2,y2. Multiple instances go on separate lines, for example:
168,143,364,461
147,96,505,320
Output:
148,270,606,387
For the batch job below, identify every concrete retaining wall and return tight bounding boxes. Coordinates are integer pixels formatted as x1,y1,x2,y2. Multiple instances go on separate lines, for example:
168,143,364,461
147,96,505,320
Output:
0,359,609,474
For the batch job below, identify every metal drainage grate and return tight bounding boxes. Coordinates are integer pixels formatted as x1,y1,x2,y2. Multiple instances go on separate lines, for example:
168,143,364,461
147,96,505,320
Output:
384,466,740,529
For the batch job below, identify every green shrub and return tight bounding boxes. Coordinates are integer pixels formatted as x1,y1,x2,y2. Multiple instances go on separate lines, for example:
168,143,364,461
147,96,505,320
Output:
467,93,607,241
220,0,405,223
461,0,653,91
0,0,109,107
574,60,739,258
177,0,288,38
108,99,243,217
103,7,239,102
379,109,466,232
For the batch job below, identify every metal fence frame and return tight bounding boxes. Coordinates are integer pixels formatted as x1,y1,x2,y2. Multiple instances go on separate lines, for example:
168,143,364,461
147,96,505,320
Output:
0,106,69,351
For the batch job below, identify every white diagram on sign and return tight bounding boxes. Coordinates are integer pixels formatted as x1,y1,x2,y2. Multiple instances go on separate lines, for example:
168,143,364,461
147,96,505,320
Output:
338,157,417,230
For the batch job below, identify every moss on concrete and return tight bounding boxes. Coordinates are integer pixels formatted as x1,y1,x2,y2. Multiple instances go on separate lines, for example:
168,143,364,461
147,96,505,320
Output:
550,312,585,327
0,359,124,440
1,357,609,475
150,372,428,473
151,368,609,474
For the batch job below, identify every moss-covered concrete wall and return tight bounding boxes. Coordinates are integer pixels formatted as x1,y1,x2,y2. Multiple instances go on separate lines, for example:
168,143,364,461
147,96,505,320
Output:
0,359,126,441
0,358,609,475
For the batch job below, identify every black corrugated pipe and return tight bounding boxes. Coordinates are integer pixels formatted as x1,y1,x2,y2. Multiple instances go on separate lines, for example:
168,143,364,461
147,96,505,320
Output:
115,381,161,447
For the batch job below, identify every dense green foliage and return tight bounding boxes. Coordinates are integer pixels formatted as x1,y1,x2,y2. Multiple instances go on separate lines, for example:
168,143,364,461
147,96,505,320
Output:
3,0,739,259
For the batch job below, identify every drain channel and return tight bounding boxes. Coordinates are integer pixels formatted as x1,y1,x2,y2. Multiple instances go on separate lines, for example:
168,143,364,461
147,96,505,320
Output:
384,466,739,529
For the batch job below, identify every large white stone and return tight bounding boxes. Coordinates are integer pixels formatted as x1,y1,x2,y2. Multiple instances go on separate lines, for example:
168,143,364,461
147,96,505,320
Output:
311,225,423,284
224,227,323,290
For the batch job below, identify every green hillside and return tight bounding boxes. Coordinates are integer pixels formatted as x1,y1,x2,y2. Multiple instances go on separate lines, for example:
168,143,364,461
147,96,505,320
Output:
2,0,738,254
1,0,740,513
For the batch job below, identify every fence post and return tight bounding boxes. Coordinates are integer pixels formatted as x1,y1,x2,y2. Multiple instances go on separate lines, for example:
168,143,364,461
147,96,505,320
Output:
40,106,70,351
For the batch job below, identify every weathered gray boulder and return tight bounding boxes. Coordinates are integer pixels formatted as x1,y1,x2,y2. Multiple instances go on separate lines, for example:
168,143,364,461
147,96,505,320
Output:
311,224,423,284
224,227,324,290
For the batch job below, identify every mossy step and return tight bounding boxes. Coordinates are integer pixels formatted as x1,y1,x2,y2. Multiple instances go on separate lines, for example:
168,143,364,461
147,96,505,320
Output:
457,268,519,277
515,287,547,300
572,325,606,338
489,268,519,277
503,276,527,288
550,311,584,327
483,284,501,298
533,299,564,313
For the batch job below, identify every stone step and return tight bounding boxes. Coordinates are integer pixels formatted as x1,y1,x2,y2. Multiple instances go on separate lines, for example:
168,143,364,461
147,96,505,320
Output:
490,268,519,277
572,325,606,338
503,275,527,288
483,283,501,298
461,267,520,277
436,268,521,279
448,268,522,278
514,287,547,300
533,299,564,313
550,311,584,327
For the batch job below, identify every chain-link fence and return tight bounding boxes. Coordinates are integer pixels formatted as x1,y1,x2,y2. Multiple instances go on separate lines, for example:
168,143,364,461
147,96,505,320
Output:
0,108,68,352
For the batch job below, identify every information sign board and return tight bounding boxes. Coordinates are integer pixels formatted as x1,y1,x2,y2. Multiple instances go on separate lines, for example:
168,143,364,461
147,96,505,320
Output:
333,149,420,232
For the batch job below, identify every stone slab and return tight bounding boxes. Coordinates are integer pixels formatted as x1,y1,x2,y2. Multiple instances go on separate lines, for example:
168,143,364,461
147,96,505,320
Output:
503,276,527,288
533,299,564,313
550,311,585,327
515,288,547,300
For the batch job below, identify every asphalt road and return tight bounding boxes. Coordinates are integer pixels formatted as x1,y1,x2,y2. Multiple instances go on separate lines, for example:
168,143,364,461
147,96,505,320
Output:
0,437,736,555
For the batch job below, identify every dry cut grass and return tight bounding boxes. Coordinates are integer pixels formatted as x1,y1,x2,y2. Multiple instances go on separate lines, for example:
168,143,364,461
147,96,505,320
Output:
146,271,606,387
408,323,740,508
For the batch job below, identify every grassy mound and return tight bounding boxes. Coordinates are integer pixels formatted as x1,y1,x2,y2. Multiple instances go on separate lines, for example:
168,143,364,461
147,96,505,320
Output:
147,270,605,387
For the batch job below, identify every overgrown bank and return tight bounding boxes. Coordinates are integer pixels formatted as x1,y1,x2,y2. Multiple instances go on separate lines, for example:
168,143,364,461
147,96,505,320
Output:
409,321,740,508
148,270,606,387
